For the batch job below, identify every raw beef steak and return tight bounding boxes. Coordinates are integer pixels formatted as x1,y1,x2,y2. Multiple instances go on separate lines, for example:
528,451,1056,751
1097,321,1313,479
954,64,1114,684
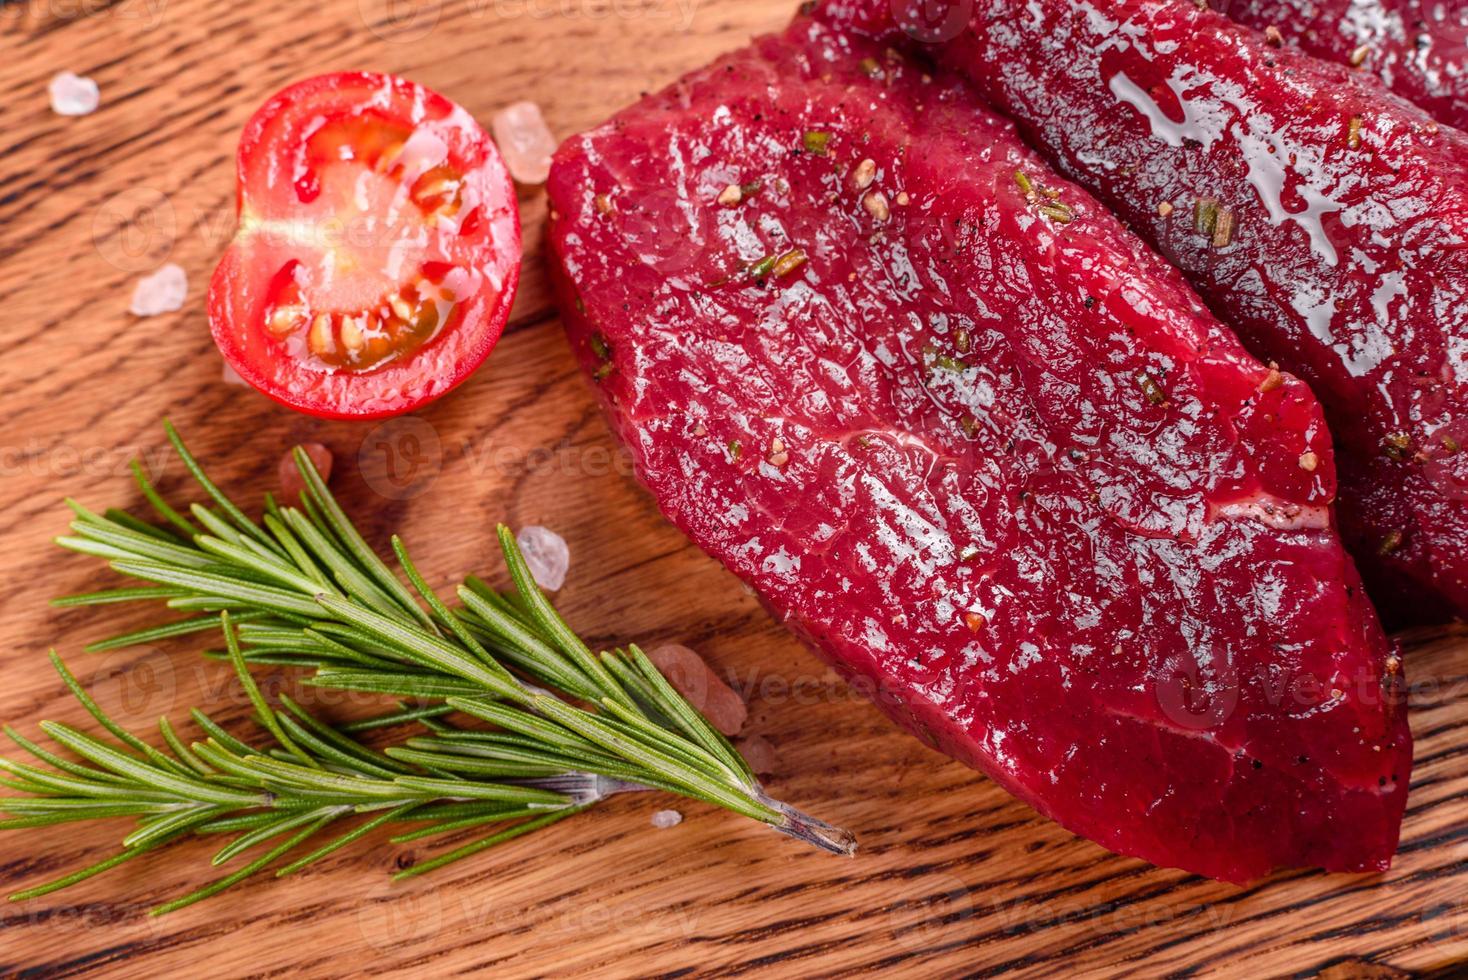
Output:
823,0,1468,625
547,16,1410,882
1220,0,1468,130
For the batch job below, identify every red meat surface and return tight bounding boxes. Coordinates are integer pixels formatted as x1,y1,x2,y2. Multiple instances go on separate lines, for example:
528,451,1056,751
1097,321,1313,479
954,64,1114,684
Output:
821,0,1468,625
1219,0,1468,130
546,16,1410,882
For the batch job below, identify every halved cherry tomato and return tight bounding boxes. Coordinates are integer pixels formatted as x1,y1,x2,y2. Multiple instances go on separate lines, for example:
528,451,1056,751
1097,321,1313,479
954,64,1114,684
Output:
209,72,520,419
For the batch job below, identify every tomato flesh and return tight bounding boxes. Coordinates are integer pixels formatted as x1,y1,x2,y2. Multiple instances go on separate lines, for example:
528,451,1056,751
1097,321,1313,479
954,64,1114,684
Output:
210,72,520,419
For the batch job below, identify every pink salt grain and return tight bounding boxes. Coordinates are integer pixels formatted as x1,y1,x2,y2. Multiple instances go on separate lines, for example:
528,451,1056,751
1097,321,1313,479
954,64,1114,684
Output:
737,735,777,776
128,264,187,316
644,643,747,736
49,71,99,116
650,809,683,829
515,525,569,591
491,101,556,185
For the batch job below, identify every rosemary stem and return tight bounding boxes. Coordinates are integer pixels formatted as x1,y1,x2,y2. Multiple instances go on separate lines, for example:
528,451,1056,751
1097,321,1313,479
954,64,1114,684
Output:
759,792,858,857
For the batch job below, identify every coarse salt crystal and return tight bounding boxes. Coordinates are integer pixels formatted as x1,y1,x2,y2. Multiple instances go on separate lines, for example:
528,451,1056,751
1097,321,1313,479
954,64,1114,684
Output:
129,264,187,316
49,72,99,116
737,735,777,776
650,809,683,829
644,643,748,736
491,101,556,186
516,525,569,591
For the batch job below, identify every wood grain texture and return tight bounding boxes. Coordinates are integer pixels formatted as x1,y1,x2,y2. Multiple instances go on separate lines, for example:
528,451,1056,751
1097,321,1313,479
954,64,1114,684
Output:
0,0,1465,975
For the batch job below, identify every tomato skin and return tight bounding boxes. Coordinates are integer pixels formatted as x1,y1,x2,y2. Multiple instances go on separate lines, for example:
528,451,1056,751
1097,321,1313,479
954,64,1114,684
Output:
209,72,521,420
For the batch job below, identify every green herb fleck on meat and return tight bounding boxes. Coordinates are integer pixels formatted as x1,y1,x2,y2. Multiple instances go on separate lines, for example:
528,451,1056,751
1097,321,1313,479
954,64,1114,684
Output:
1136,371,1168,407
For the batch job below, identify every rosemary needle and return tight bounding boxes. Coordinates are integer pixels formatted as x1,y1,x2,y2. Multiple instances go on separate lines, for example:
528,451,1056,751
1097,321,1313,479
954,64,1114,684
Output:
3,424,855,913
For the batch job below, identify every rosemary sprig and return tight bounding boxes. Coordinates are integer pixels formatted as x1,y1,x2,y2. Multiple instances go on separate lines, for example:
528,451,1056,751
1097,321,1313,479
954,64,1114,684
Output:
3,647,592,914
9,423,853,911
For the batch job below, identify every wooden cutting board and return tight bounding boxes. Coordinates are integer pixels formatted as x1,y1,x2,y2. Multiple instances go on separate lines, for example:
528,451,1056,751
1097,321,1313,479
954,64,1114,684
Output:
0,0,1464,975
